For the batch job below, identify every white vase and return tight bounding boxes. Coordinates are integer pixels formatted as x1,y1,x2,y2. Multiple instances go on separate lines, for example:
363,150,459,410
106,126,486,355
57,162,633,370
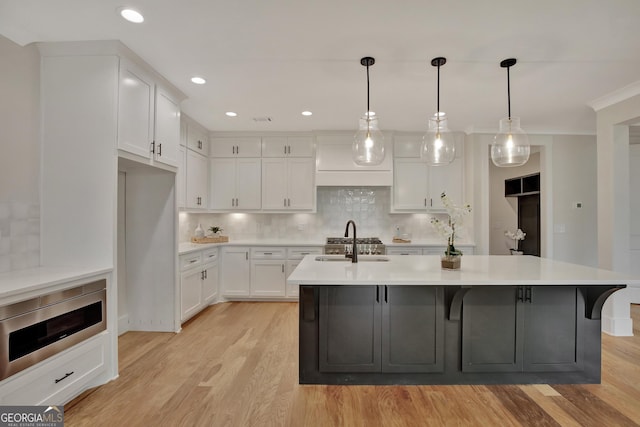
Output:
194,223,205,239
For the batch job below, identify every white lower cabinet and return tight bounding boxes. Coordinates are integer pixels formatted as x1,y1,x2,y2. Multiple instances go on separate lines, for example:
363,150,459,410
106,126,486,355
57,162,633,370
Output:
202,250,219,304
180,267,203,322
220,246,322,300
221,247,251,297
250,247,286,298
179,248,219,323
0,333,107,405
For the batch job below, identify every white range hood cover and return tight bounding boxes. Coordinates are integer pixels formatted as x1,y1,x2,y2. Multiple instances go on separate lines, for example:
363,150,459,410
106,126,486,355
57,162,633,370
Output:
315,134,393,186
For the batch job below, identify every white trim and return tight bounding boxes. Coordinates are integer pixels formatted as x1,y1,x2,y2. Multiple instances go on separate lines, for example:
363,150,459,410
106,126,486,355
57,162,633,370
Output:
588,80,640,112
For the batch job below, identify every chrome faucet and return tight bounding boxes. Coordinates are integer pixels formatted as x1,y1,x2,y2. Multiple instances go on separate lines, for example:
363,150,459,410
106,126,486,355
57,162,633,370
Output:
344,220,357,263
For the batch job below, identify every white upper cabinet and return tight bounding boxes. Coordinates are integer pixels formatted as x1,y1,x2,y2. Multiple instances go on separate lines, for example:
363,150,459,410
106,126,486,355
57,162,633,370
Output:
262,157,315,211
153,86,181,167
185,149,208,209
262,136,314,157
210,137,262,157
391,133,465,212
210,158,261,210
118,59,154,160
118,57,182,168
186,122,209,156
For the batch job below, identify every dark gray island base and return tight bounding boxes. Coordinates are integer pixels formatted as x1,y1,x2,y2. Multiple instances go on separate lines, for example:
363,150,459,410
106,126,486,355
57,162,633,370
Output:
299,284,624,385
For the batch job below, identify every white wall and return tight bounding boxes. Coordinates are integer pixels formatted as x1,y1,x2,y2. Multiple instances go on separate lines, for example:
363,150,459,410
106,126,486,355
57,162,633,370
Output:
551,135,598,267
0,36,40,272
489,152,540,255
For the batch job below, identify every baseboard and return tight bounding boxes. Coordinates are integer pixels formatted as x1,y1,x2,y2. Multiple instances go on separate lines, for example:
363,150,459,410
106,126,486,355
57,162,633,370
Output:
602,314,634,336
118,314,129,336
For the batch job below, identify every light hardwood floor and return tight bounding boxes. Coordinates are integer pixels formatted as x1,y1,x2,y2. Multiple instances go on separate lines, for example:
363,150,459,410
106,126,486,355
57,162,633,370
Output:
65,303,640,426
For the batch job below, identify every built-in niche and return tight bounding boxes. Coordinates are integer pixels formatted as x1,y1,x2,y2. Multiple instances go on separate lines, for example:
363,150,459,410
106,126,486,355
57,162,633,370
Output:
505,173,540,256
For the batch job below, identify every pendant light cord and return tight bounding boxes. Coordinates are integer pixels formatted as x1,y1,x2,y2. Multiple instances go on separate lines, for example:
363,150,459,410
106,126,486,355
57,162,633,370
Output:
436,62,440,114
506,65,511,119
366,63,370,114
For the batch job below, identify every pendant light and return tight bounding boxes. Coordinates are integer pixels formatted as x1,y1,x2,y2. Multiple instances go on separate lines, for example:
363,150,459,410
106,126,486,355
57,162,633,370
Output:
491,58,530,167
421,57,456,165
353,57,385,166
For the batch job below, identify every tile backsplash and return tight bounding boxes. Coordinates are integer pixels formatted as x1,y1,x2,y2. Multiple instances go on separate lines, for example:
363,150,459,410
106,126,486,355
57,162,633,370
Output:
181,187,471,244
0,201,40,273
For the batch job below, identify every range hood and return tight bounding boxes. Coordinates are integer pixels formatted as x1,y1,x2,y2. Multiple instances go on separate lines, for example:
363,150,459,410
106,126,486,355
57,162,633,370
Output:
315,134,393,186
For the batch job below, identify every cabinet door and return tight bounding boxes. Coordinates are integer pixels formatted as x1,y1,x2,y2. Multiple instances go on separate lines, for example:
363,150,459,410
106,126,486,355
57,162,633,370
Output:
382,286,444,373
287,158,314,210
319,286,381,372
186,125,208,156
210,137,262,157
428,157,463,209
250,260,286,297
522,286,582,372
262,158,288,209
202,260,219,304
236,158,261,210
180,268,203,322
221,248,250,297
210,158,236,210
177,145,186,208
393,159,429,210
153,86,180,167
262,136,314,157
118,60,154,159
186,150,208,208
462,286,523,372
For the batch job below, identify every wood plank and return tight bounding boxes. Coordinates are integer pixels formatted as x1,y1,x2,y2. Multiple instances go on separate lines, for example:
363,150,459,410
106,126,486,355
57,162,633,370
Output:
65,302,640,426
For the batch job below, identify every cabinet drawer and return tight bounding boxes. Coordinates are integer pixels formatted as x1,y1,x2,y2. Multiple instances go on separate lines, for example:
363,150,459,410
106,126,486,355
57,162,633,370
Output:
202,248,219,262
180,252,203,271
251,247,286,259
386,248,423,256
0,334,106,405
287,247,323,260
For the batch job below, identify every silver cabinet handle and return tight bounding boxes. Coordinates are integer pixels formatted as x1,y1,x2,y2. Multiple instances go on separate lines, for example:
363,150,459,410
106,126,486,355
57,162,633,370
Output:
284,198,287,207
282,264,285,273
245,252,248,260
158,143,162,156
150,141,155,154
189,259,198,264
264,252,273,255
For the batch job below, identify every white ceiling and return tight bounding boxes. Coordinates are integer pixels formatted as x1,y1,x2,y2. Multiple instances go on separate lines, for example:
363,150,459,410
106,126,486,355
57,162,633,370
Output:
2,0,640,135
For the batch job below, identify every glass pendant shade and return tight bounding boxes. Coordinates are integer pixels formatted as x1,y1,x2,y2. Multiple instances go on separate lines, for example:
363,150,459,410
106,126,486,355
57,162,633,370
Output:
353,114,385,166
491,117,530,167
422,113,456,165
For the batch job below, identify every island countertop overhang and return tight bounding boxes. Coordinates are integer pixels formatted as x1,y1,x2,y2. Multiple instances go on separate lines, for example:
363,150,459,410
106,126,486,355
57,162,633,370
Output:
286,255,639,287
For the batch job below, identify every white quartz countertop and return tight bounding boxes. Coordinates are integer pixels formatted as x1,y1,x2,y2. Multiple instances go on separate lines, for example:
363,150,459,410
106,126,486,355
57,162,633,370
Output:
0,266,112,304
287,255,640,286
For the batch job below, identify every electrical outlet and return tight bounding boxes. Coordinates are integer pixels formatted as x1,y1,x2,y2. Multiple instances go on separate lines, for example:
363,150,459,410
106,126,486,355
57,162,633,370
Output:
297,223,305,231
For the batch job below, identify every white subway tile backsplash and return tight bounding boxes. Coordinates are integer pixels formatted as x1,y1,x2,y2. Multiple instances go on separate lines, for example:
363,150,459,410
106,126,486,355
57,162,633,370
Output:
179,187,465,244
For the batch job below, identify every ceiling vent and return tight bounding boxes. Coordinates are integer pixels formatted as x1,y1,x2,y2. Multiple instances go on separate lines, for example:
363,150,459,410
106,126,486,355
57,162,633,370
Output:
252,116,272,122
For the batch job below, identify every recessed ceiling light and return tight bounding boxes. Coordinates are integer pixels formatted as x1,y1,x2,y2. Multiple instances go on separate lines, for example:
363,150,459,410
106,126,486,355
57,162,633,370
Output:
191,76,206,85
225,112,238,117
301,111,313,116
119,8,144,23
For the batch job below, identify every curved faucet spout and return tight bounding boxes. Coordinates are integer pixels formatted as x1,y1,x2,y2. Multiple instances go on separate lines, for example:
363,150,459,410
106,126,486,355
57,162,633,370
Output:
344,220,358,263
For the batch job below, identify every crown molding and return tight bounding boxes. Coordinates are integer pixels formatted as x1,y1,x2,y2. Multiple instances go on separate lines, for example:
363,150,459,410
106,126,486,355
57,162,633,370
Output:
588,80,640,112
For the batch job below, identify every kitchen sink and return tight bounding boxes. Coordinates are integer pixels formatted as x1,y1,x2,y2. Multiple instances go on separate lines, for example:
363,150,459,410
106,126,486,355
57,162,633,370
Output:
314,256,389,262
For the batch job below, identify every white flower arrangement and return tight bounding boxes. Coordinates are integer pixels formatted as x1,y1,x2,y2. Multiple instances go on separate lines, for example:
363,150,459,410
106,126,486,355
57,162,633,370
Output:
430,193,472,257
505,228,526,252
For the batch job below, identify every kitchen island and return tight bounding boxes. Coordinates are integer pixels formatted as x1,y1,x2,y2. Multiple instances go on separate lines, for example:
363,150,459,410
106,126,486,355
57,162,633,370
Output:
287,255,634,385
